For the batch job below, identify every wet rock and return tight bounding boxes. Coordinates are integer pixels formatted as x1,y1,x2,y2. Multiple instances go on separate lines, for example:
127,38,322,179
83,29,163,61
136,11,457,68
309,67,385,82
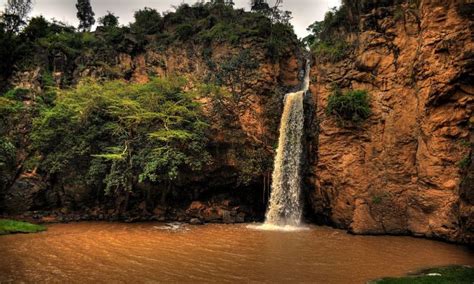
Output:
222,210,236,224
189,218,204,225
236,212,246,223
4,174,47,214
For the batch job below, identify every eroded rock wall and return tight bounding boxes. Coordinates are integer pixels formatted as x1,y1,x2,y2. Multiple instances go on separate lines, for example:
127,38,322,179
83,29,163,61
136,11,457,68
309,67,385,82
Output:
309,0,473,243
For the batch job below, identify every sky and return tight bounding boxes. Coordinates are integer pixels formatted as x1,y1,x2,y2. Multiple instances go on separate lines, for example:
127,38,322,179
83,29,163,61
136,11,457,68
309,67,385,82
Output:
1,0,341,38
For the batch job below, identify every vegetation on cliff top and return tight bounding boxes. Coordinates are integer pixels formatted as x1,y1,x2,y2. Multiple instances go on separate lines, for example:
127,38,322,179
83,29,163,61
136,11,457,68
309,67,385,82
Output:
0,219,46,235
0,0,298,91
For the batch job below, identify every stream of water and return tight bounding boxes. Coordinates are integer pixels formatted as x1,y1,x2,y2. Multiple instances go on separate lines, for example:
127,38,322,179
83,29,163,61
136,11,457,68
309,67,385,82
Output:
0,222,472,283
263,61,310,230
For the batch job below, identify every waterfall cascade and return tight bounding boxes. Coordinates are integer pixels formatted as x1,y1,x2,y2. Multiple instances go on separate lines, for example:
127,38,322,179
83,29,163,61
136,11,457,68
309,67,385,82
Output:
258,61,311,231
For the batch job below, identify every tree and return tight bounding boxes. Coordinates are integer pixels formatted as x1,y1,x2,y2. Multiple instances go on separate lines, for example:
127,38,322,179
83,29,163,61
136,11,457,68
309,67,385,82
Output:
251,0,270,12
98,11,119,28
215,50,259,109
130,7,162,35
1,0,33,32
22,16,50,41
211,0,234,6
76,0,95,32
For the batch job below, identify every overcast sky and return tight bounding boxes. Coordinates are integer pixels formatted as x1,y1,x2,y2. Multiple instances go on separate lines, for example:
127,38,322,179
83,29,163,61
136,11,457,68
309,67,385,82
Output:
1,0,341,38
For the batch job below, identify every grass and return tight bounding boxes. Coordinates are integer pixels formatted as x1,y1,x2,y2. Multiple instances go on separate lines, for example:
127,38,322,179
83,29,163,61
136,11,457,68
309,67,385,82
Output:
0,219,47,235
373,266,474,284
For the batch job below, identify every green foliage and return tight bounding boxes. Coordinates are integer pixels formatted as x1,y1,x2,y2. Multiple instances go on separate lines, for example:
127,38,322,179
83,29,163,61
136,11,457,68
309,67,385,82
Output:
175,23,194,41
37,31,94,58
3,88,30,100
326,89,371,125
0,22,23,89
32,77,210,196
98,12,119,28
251,0,270,12
372,195,383,204
131,7,162,35
374,266,474,284
459,139,471,148
22,16,50,40
76,0,95,32
458,155,471,170
215,50,259,101
305,4,354,62
0,95,21,190
0,219,46,235
311,40,349,62
0,138,16,189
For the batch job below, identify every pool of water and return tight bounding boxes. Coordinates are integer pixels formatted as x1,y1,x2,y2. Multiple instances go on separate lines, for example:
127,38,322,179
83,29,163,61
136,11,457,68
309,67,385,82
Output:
0,222,472,283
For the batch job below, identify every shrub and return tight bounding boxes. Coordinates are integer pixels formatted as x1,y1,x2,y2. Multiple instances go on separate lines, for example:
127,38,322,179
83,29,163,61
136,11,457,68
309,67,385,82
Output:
312,40,349,62
98,12,119,28
326,89,371,125
175,23,194,41
131,8,162,35
3,88,30,100
459,155,471,170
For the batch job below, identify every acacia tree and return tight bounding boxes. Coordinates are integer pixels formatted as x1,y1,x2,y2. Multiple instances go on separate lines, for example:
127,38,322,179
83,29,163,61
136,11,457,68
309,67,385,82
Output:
76,0,95,32
32,77,210,211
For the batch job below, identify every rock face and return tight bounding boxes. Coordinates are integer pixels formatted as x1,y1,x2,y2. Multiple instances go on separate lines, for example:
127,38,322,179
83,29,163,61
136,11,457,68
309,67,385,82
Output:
309,0,473,243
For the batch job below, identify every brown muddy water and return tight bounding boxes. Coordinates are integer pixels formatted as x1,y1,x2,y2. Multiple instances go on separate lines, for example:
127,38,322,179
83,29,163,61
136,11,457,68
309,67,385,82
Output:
0,222,472,283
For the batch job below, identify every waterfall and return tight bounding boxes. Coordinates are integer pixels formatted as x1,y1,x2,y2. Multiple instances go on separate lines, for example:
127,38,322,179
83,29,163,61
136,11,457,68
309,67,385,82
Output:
262,61,310,230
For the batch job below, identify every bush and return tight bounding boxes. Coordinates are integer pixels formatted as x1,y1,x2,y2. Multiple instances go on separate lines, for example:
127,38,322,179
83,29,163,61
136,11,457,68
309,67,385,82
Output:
175,23,194,41
312,40,349,62
459,155,471,170
131,8,162,35
98,12,119,28
3,88,30,100
326,89,371,125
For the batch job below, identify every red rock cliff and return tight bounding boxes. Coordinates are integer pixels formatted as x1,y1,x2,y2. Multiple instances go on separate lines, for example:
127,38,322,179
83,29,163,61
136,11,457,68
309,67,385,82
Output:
309,0,473,243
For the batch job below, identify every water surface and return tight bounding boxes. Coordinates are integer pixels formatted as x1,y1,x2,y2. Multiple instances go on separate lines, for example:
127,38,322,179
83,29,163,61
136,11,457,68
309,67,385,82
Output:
0,222,472,283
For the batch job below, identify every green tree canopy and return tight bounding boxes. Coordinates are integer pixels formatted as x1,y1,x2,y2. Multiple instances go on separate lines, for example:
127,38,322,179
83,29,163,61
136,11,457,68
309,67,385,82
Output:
32,77,210,199
98,11,119,28
76,0,95,32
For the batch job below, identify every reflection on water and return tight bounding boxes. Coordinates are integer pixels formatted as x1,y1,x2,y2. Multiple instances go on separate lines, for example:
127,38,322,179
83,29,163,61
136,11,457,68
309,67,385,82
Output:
0,222,472,283
247,223,309,232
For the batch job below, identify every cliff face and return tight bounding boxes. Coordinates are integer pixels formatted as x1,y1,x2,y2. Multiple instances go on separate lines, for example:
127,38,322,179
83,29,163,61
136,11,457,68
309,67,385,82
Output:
309,0,473,243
